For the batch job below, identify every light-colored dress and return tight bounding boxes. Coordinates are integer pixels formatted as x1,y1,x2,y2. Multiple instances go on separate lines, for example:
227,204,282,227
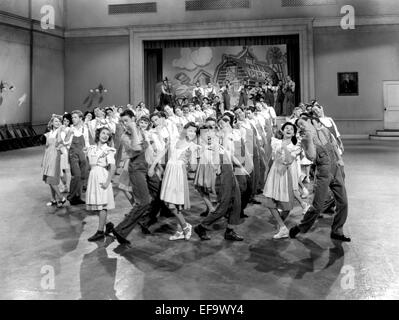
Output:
263,138,296,210
288,144,303,191
194,133,219,194
86,144,116,211
42,130,61,186
160,141,196,209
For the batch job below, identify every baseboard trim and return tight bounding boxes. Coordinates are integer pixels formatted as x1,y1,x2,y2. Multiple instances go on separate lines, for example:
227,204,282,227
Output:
341,134,370,139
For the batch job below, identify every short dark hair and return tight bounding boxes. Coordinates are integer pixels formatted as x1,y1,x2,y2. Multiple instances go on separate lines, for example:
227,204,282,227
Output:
62,113,72,125
247,106,256,113
233,106,244,113
205,117,217,123
120,109,135,118
84,111,95,119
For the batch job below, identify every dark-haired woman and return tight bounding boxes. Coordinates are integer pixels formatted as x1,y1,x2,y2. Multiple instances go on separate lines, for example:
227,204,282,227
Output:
59,113,72,193
149,122,200,241
86,127,116,242
263,122,302,239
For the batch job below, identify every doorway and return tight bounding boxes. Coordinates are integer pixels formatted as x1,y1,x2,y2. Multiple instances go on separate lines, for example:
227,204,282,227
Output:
383,81,399,130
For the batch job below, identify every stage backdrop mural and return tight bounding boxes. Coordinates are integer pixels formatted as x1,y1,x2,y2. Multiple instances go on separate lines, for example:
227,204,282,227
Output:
163,45,288,106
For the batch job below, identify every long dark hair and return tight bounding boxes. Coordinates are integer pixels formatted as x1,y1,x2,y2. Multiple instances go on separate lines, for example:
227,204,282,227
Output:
281,122,298,145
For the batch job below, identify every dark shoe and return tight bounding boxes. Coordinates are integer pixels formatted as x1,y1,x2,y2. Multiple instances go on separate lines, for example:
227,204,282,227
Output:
194,225,210,241
138,222,152,235
112,228,131,245
88,231,105,242
250,198,262,205
224,229,244,241
331,233,351,242
69,197,85,205
289,225,300,239
105,222,114,236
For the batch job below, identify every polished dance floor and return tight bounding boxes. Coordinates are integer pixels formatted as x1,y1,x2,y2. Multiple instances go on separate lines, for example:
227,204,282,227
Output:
1,139,399,300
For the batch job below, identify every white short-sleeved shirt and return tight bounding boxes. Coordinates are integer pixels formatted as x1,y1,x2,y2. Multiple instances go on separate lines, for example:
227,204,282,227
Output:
87,144,116,167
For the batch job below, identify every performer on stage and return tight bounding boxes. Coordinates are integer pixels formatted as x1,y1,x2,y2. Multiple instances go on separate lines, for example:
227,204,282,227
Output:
212,95,224,119
135,101,150,121
159,78,174,110
283,76,295,116
221,80,231,110
275,80,285,116
192,81,204,105
264,79,276,108
238,80,250,107
204,82,216,101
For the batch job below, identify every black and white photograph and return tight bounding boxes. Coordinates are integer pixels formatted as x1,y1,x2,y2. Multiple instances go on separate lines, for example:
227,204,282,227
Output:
1,0,399,307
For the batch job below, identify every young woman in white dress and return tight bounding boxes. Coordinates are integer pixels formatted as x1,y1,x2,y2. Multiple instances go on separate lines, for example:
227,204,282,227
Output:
148,122,200,241
263,122,305,239
85,127,116,242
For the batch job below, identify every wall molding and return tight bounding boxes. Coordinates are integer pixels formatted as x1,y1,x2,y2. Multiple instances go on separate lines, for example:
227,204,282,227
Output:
314,14,399,27
335,119,383,121
0,10,64,39
341,134,370,139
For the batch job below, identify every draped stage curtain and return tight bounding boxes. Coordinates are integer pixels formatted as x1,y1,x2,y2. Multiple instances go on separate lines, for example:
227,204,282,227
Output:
144,34,300,109
144,49,163,111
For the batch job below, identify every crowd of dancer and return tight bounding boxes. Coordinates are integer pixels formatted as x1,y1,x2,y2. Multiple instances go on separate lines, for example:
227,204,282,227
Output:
159,76,296,116
41,95,350,246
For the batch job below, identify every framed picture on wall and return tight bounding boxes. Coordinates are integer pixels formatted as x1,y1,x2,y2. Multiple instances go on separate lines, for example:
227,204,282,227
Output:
338,72,359,96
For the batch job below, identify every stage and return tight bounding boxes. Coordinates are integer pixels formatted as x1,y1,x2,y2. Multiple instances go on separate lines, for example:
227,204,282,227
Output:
1,140,399,300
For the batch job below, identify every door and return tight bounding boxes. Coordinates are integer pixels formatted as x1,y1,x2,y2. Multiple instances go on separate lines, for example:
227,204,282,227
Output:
383,81,399,130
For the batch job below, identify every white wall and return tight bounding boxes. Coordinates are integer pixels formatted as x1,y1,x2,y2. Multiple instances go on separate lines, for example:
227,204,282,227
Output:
32,33,64,125
0,25,31,125
65,0,399,29
64,36,130,112
314,24,399,135
0,0,64,26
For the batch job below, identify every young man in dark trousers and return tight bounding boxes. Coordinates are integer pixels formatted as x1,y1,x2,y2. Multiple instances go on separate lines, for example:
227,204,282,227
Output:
194,114,245,242
289,115,350,242
105,110,163,245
